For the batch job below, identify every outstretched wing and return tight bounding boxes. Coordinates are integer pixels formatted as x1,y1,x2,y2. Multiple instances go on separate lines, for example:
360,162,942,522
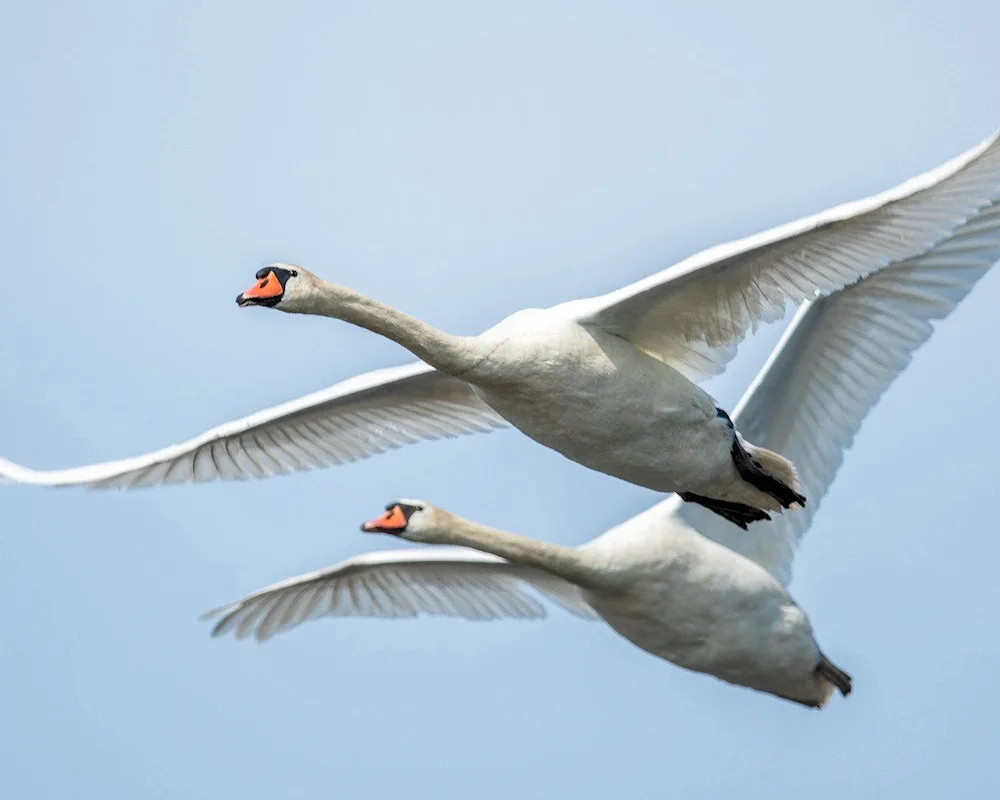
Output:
201,547,597,642
0,362,506,489
677,198,1000,586
575,128,1000,382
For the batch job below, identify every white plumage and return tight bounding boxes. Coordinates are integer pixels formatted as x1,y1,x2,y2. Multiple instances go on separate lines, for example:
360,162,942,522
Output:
202,207,998,706
201,548,596,642
3,127,1000,522
1,363,505,488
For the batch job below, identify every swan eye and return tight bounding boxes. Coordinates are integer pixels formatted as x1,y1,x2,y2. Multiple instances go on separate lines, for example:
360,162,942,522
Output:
289,270,298,277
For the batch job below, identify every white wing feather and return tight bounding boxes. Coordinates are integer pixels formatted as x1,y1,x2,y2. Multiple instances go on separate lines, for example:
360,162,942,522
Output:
676,198,1000,586
576,128,1000,380
0,362,506,489
201,547,597,642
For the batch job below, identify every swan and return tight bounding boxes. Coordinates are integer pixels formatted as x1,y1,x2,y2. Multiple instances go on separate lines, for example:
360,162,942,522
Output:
4,129,1000,525
225,261,808,527
200,204,1000,708
205,496,854,709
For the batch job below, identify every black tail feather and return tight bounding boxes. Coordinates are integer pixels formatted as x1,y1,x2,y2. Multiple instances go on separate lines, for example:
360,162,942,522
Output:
679,492,771,530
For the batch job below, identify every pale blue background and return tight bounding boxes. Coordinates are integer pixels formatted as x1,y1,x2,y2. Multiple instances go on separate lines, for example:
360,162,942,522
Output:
2,2,1000,798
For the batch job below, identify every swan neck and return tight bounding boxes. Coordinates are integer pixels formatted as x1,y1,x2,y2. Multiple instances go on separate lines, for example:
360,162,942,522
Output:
308,281,480,374
432,513,595,587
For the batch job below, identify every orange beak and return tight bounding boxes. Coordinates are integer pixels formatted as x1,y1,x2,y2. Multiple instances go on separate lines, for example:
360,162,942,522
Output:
236,271,284,307
361,505,409,533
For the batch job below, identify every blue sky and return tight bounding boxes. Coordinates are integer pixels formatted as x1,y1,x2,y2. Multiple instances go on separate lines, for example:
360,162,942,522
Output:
2,2,1000,798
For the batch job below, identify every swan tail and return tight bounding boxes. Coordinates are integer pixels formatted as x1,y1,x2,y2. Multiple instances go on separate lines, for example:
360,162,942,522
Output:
735,440,806,510
815,653,853,699
714,407,805,511
772,654,852,709
678,492,771,530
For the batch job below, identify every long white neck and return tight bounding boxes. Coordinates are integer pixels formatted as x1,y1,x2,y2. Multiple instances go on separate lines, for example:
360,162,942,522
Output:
301,280,486,376
427,512,599,588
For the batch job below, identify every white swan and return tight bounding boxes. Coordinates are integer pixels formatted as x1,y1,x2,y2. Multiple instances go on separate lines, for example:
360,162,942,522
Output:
4,129,1000,525
207,497,853,709
200,210,999,708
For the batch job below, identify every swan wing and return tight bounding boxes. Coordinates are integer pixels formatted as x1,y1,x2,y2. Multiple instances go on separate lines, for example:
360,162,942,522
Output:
675,198,1000,585
0,362,506,489
574,128,1000,382
201,547,597,642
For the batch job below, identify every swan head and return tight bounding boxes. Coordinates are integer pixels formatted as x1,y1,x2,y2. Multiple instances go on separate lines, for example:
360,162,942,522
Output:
235,263,320,313
360,499,441,542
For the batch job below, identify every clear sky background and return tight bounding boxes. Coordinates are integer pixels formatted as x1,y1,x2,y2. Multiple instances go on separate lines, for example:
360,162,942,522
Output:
3,2,1000,798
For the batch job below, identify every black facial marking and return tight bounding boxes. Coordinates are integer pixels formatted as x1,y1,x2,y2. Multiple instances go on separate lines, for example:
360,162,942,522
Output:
395,502,423,521
267,267,296,287
253,266,296,285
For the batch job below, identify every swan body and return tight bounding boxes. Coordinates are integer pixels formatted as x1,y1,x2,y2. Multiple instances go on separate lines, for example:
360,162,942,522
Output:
231,271,806,523
202,200,1000,707
464,310,759,505
4,127,1000,525
577,511,837,707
